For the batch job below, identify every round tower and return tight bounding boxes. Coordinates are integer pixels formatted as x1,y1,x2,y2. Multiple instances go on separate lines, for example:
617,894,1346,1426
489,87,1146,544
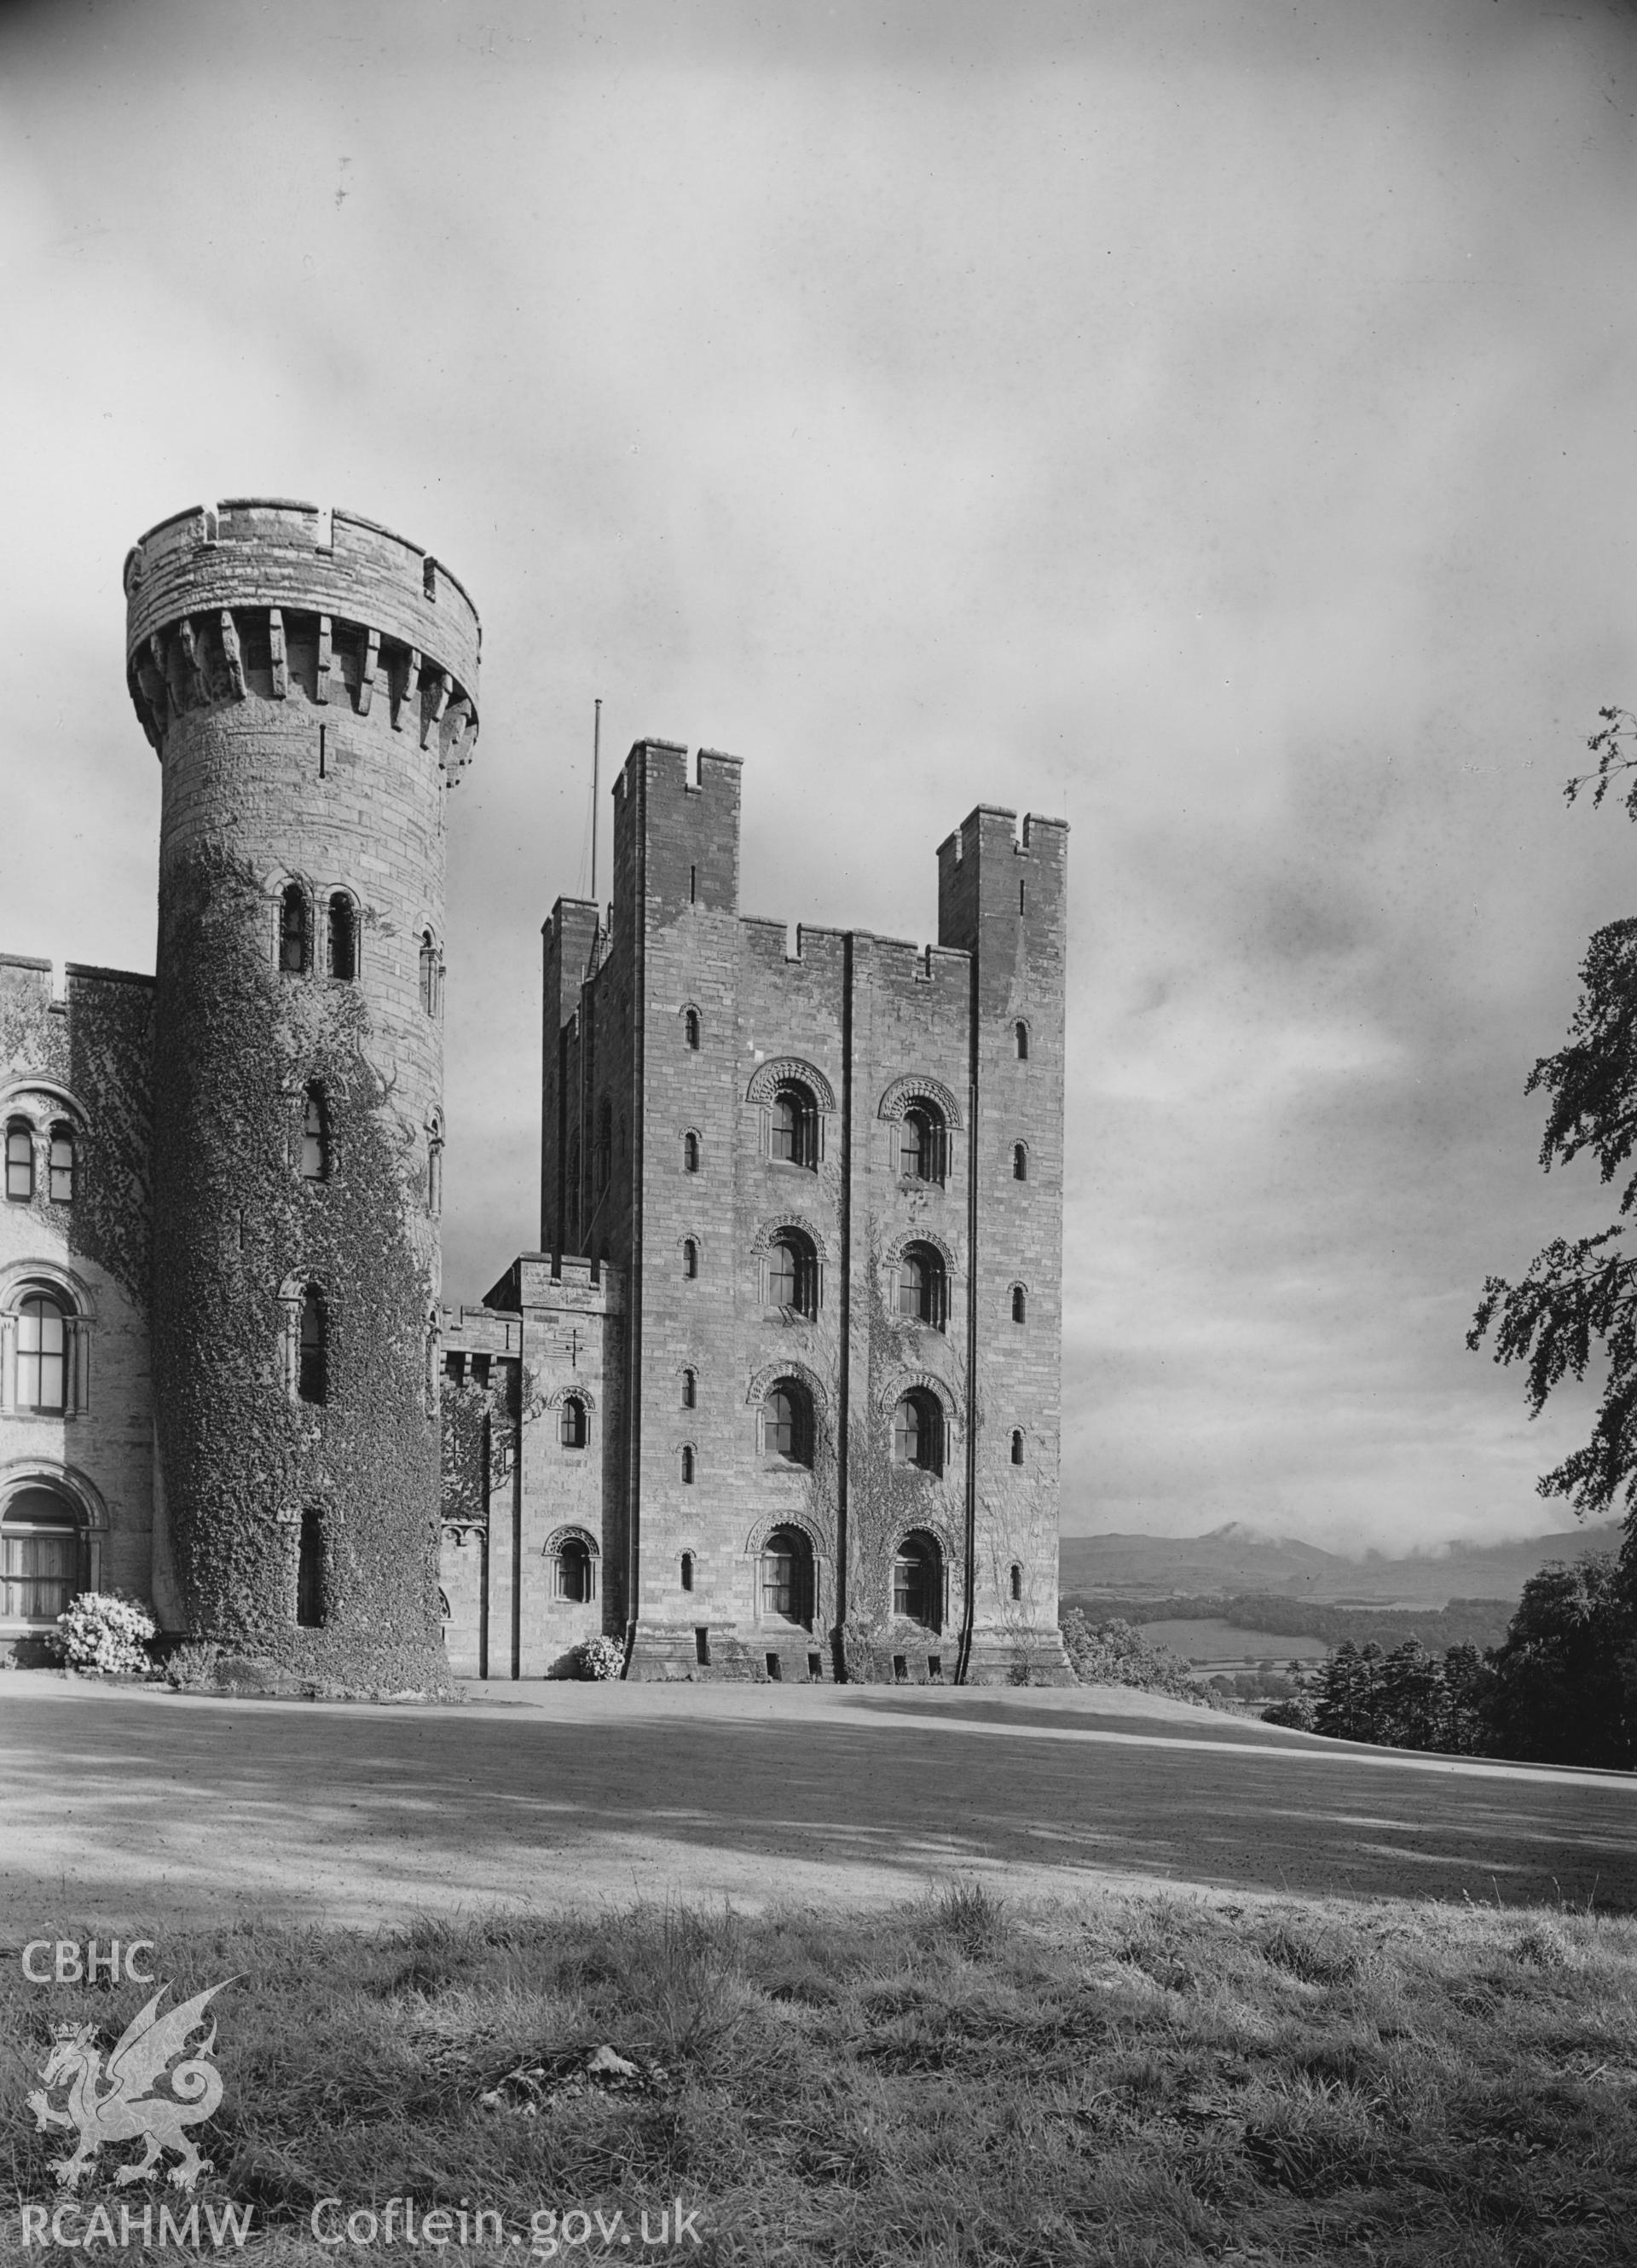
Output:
124,500,479,1689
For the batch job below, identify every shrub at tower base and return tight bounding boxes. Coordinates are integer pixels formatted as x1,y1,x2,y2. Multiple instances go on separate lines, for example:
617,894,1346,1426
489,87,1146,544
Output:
153,846,451,1695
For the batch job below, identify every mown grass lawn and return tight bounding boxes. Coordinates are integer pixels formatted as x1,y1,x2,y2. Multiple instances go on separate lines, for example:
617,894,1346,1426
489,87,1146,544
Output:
3,1887,1634,2265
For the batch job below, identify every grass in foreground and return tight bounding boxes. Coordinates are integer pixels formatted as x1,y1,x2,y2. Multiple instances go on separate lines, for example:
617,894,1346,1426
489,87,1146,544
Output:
3,1887,1635,2265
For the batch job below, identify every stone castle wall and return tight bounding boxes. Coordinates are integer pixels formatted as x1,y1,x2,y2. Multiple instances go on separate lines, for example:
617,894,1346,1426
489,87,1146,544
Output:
531,738,1070,1685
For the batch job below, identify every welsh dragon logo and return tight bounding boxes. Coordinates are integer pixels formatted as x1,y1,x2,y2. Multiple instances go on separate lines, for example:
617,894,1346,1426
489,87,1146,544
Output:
27,1978,233,2192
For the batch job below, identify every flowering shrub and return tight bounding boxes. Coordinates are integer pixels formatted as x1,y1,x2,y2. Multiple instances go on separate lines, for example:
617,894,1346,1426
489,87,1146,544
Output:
50,1592,157,1677
573,1634,625,1681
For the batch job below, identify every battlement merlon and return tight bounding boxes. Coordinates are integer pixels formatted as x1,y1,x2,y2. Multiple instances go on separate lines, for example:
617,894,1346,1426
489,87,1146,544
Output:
122,500,480,753
612,740,743,923
936,807,1069,952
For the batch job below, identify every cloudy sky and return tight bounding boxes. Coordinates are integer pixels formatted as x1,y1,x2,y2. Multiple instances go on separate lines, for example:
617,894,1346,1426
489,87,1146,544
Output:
4,0,1635,1553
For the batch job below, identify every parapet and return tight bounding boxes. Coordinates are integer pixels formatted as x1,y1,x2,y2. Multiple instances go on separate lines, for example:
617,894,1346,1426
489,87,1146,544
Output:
481,1252,623,1314
123,500,480,750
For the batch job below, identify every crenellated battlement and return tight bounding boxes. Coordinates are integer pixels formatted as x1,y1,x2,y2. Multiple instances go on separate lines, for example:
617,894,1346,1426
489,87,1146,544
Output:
123,500,480,763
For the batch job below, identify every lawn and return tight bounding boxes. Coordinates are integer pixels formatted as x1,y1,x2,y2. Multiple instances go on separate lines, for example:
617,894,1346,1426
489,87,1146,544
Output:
3,1887,1634,2265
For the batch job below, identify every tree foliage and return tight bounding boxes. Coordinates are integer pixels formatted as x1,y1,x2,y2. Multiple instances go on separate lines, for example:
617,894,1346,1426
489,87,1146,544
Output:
1471,708,1637,1526
1263,1564,1634,1768
1483,1556,1637,1769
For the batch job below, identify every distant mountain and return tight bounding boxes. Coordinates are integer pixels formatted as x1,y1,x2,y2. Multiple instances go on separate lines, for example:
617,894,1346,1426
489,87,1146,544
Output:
1059,1519,1625,1610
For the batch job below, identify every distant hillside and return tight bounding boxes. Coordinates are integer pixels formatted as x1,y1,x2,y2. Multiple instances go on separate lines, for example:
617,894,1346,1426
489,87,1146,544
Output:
1061,1594,1518,1656
1058,1519,1624,1611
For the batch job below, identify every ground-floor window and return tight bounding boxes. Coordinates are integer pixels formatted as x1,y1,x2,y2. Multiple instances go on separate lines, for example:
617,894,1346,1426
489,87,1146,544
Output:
761,1525,813,1629
892,1531,942,1631
551,1530,599,1604
1,1487,83,1621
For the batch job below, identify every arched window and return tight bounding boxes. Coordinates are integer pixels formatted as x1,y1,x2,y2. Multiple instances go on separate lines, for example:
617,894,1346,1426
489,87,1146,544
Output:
680,1444,696,1484
761,1525,813,1628
1011,1429,1025,1466
680,1368,697,1410
763,1379,813,1467
684,1009,701,1050
896,1243,946,1330
893,1531,942,1630
1009,1562,1023,1602
899,1104,946,1186
1011,1285,1027,1324
297,1510,326,1628
1013,1143,1028,1182
557,1535,594,1603
427,1124,443,1216
281,884,310,975
1015,1021,1029,1062
2,1488,83,1622
560,1395,587,1449
48,1125,74,1205
6,1120,34,1202
300,1086,329,1181
419,931,438,1016
766,1229,818,1318
892,1389,944,1475
680,1550,695,1593
771,1082,818,1169
298,1287,327,1405
682,1238,699,1280
327,894,357,981
683,1131,700,1173
16,1293,67,1412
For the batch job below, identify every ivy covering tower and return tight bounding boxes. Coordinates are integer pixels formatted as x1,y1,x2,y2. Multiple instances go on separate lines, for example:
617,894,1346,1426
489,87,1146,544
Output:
123,500,479,1687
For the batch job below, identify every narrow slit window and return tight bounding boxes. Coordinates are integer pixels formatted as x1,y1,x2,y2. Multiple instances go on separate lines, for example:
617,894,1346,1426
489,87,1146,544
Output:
298,1287,327,1405
297,1510,326,1628
1013,1143,1028,1182
328,894,356,981
680,1551,695,1593
419,932,438,1016
683,1238,699,1280
681,1368,697,1410
684,1008,700,1050
681,1444,696,1484
1009,1562,1023,1602
281,884,309,975
1011,1285,1027,1324
1015,1021,1029,1061
1010,1429,1025,1467
427,1129,443,1216
300,1086,329,1181
5,1121,33,1202
684,1131,700,1173
1019,879,1027,915
48,1125,74,1204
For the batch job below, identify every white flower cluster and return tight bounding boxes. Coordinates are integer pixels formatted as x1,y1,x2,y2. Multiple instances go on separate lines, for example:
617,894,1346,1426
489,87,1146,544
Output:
51,1591,158,1676
573,1634,625,1681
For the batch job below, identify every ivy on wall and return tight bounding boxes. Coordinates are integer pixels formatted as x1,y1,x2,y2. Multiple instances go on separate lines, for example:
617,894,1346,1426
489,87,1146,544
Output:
152,843,449,1694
